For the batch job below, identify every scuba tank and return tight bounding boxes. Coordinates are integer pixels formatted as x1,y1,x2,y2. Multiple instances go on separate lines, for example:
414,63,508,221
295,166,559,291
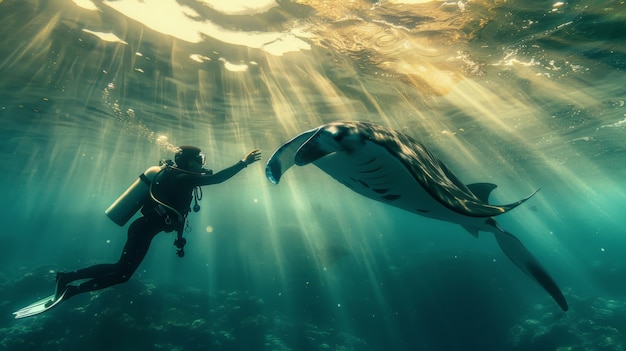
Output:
105,164,166,226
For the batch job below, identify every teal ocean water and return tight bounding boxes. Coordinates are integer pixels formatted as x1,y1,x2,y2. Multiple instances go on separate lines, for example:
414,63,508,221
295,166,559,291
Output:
1,0,625,349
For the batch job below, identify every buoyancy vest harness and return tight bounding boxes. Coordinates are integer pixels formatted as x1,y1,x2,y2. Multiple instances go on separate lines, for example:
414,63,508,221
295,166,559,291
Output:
147,162,204,258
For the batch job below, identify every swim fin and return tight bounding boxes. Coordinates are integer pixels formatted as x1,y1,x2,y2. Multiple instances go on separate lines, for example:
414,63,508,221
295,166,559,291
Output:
13,289,68,319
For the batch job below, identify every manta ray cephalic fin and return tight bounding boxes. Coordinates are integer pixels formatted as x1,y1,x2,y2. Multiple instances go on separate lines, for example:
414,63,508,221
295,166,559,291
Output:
266,128,319,184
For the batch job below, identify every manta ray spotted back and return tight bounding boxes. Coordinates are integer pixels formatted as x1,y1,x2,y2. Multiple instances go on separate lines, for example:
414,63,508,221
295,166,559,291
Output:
266,121,568,311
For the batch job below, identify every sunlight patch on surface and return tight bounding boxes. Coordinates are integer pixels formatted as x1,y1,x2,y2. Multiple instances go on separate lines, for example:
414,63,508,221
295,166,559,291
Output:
298,0,473,96
81,29,127,44
102,0,310,56
388,0,435,3
198,0,278,15
219,58,248,72
189,54,211,63
72,0,99,11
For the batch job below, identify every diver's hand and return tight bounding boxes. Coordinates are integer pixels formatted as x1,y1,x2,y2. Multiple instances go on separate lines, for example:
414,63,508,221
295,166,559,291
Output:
242,149,262,166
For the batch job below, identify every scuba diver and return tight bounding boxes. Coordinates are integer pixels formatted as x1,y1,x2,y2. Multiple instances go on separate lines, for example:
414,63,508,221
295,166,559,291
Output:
52,146,261,306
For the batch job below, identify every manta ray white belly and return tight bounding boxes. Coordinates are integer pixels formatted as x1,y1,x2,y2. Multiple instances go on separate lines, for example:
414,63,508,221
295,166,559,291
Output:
313,142,455,221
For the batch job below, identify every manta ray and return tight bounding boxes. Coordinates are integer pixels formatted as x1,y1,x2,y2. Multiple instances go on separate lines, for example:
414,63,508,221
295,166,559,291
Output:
266,121,568,311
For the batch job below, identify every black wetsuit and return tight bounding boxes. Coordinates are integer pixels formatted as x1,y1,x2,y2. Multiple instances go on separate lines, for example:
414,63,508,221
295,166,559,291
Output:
58,161,248,299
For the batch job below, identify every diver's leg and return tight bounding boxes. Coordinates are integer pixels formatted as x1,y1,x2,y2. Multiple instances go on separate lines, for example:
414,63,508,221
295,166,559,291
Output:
57,217,161,299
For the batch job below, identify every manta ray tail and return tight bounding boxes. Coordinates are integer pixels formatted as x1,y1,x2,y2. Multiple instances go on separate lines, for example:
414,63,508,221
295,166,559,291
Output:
488,219,568,311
